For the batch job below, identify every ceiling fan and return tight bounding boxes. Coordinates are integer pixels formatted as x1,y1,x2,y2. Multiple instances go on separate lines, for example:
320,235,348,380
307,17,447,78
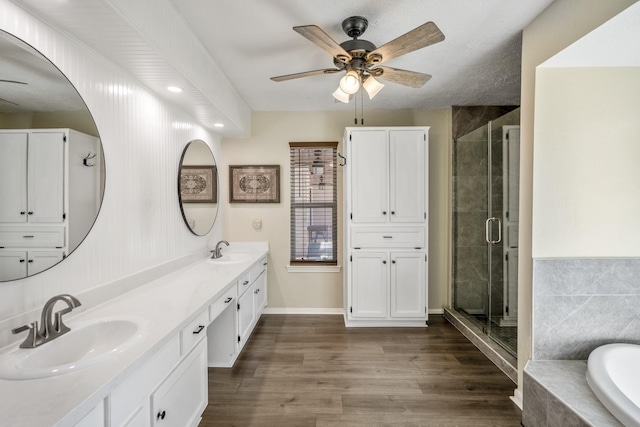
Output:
270,16,445,103
0,79,28,107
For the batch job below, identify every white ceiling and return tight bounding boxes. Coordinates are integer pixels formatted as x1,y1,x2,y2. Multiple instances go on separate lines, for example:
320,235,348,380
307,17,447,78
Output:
169,0,554,111
4,0,555,136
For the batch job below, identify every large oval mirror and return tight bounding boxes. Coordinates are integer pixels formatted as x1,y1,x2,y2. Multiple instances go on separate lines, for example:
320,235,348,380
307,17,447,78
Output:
178,140,218,235
0,30,105,282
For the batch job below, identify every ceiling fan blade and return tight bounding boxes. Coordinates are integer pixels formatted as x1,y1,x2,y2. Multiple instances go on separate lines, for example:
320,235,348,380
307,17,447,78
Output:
293,25,352,63
366,21,444,65
372,66,432,88
0,79,28,85
0,97,20,106
271,68,341,82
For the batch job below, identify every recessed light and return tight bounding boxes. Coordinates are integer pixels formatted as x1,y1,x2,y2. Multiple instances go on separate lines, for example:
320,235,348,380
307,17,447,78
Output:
167,86,183,93
214,123,224,128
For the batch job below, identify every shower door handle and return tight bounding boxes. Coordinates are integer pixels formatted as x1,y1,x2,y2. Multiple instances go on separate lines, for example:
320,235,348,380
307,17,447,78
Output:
485,217,502,244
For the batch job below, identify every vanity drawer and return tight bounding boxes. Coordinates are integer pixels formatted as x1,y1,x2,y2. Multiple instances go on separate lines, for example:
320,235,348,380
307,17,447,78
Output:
237,271,253,296
209,286,236,323
350,227,425,248
181,309,209,355
0,226,65,248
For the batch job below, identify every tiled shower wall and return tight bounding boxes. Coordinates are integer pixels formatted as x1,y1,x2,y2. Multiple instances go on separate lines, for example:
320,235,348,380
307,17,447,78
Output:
532,258,640,360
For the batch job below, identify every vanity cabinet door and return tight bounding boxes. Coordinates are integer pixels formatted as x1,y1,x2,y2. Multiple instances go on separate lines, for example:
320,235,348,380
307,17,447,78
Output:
390,251,426,318
350,252,388,318
253,271,267,315
237,281,256,347
28,132,65,223
151,339,207,427
389,130,427,224
349,130,388,224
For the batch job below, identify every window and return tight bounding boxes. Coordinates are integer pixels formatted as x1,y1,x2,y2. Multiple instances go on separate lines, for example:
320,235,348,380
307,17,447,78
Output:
289,142,338,264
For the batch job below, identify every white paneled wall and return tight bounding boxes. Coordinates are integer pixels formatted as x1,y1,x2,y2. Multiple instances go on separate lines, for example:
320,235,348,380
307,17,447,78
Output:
0,1,222,345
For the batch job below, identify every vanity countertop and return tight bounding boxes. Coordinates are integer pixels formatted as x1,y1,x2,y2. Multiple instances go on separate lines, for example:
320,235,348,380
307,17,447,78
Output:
0,241,268,427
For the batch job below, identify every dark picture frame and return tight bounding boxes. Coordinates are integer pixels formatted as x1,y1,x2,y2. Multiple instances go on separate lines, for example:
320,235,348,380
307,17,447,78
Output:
180,165,217,203
229,165,280,203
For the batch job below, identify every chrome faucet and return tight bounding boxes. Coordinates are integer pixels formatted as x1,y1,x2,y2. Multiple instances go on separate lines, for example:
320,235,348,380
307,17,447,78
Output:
12,294,81,349
211,240,230,259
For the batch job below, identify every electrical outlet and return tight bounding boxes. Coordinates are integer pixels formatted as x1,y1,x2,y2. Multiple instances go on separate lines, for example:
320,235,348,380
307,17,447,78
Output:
252,219,262,229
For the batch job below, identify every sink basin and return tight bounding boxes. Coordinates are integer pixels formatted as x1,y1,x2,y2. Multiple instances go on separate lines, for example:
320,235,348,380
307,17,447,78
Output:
0,316,148,380
209,252,252,264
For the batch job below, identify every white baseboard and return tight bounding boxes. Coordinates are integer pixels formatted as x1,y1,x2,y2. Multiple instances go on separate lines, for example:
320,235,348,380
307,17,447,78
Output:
262,307,344,315
263,308,444,316
510,388,523,409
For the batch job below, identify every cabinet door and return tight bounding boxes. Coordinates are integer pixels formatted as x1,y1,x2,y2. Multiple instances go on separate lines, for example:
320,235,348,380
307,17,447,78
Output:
28,132,65,223
237,282,256,346
151,340,207,427
29,251,64,276
0,132,28,223
0,251,27,281
253,271,267,315
349,130,388,223
350,252,388,318
389,130,426,224
390,252,426,318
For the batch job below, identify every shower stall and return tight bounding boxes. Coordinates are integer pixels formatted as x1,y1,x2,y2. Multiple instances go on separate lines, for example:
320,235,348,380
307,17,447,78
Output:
451,108,520,358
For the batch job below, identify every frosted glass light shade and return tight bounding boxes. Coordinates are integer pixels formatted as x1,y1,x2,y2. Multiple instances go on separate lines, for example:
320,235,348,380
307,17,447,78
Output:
363,76,384,99
332,87,350,103
339,70,360,94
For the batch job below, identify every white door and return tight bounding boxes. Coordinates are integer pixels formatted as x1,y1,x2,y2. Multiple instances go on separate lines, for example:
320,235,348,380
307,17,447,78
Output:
349,130,388,224
350,251,388,318
28,132,65,223
390,252,426,318
389,130,426,224
0,251,27,281
0,132,28,223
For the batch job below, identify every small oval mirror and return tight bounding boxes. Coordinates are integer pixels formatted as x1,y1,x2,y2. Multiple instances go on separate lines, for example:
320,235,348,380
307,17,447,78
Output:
178,140,218,235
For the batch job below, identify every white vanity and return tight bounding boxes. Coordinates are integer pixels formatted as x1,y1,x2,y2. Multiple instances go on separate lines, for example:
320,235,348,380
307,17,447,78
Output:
0,242,268,427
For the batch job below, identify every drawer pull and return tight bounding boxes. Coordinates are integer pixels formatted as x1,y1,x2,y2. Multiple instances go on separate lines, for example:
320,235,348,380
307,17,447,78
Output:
157,410,166,420
192,325,205,334
224,297,233,303
243,280,249,285
383,235,393,239
23,235,34,238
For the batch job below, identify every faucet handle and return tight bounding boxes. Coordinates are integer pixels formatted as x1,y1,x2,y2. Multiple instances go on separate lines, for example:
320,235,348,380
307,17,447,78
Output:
12,321,39,348
53,309,72,334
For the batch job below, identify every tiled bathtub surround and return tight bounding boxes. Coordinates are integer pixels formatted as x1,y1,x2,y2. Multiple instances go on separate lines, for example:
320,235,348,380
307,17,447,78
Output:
533,258,640,360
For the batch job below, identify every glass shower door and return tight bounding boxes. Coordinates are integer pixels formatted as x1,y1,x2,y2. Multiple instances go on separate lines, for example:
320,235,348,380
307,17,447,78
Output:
453,108,520,357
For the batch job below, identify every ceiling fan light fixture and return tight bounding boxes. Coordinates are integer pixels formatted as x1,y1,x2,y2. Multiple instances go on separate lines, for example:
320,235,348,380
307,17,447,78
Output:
339,70,360,95
332,86,350,103
363,76,384,99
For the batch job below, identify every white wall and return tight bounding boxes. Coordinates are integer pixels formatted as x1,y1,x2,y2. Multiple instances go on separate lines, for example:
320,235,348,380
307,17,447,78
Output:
0,1,221,344
533,67,640,257
221,109,451,312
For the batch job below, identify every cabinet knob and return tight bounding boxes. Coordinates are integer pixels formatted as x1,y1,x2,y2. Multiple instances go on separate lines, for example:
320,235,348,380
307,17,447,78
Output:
382,260,387,264
391,211,395,215
157,410,166,420
392,260,396,264
19,259,26,263
28,211,33,215
28,259,33,263
382,211,387,215
243,280,249,285
20,211,25,215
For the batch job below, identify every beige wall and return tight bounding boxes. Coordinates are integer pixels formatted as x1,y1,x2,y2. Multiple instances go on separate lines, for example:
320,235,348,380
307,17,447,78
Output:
518,0,637,394
222,109,451,312
0,111,99,136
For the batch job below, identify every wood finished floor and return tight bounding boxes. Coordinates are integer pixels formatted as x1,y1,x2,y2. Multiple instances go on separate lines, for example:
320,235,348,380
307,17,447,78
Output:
201,315,522,427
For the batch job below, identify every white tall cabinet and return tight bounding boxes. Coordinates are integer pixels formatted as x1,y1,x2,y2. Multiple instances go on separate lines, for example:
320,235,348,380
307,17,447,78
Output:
0,128,101,281
344,127,429,327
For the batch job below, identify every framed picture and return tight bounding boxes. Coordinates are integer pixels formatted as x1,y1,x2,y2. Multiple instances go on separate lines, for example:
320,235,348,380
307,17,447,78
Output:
229,165,280,203
180,165,217,203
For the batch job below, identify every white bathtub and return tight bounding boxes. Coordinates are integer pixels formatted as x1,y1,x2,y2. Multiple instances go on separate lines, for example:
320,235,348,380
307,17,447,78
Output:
587,343,640,427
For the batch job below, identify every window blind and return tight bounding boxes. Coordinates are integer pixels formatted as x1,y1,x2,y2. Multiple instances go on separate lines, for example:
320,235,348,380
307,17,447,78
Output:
289,142,338,264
